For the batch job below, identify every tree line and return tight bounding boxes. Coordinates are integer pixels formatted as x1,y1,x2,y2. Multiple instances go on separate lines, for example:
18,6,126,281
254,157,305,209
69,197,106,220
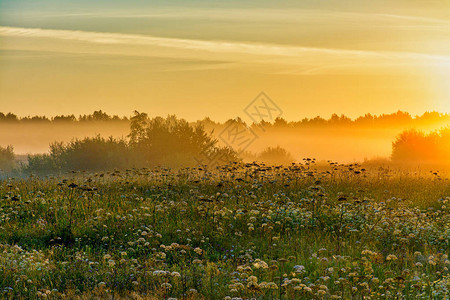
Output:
0,110,128,123
1,110,449,128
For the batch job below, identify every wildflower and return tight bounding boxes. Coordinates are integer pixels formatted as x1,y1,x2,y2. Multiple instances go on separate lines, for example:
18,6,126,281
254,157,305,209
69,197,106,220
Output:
259,282,268,288
108,259,115,267
293,265,305,273
161,283,172,289
362,250,373,256
253,259,268,269
267,282,278,289
291,278,301,284
171,271,181,278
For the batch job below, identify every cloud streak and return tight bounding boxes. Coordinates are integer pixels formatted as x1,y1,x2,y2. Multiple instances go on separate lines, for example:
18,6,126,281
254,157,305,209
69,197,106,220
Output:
14,8,450,26
1,26,449,74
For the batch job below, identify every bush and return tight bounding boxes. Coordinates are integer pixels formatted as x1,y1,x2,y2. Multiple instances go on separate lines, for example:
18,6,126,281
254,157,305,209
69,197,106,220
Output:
26,154,59,174
0,145,15,171
26,136,130,173
257,146,294,165
392,128,450,164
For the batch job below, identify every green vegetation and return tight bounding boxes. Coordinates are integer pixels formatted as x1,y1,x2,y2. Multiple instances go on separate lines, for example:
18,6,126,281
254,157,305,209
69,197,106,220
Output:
0,164,448,299
26,137,130,173
25,112,238,173
0,146,15,172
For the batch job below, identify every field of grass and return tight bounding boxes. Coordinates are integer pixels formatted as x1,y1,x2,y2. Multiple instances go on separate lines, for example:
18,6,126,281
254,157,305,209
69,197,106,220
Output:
0,163,449,299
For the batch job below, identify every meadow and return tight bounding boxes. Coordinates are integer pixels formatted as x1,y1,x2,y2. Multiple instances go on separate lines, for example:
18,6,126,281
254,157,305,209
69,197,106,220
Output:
0,163,449,299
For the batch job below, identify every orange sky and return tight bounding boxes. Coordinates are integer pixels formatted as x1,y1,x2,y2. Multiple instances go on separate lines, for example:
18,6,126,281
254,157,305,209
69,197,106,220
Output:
0,0,449,121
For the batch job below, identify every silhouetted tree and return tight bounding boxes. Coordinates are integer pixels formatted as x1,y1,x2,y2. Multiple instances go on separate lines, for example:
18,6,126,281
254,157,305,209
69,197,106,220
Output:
273,117,289,127
21,116,51,123
53,115,76,122
129,111,149,145
129,112,238,167
0,113,19,122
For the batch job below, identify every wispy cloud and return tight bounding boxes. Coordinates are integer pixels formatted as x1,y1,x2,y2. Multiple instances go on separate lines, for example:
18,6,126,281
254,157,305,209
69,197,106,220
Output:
1,26,449,75
374,13,450,24
15,8,450,26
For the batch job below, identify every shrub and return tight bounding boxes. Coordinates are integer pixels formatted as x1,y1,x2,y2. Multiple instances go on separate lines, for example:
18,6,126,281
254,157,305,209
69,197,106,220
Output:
0,145,15,171
257,146,294,165
392,128,450,164
26,136,130,173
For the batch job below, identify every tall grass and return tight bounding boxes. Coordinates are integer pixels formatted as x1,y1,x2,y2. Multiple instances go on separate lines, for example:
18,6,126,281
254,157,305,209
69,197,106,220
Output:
0,164,448,299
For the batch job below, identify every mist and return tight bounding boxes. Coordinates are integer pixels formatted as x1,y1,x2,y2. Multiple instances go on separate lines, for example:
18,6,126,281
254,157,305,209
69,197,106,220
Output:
1,110,450,165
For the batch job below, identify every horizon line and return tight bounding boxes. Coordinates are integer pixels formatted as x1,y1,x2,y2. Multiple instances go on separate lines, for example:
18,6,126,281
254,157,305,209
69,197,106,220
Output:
1,109,450,123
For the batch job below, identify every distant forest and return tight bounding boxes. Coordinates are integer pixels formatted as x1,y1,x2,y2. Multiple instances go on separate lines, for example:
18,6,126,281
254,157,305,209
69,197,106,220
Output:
1,110,450,128
0,110,128,123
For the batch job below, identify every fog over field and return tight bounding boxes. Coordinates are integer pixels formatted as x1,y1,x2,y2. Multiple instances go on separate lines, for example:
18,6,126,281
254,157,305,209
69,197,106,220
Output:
1,111,450,163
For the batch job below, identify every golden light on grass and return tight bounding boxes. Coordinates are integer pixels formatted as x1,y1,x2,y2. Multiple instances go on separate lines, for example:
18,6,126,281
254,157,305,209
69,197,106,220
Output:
0,1,450,296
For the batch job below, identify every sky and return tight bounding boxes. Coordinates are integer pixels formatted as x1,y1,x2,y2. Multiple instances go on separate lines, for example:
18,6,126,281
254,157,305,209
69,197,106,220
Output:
0,0,449,121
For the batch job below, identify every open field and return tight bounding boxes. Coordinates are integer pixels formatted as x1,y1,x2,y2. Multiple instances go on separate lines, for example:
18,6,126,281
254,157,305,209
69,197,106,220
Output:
2,0,450,299
0,163,449,299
